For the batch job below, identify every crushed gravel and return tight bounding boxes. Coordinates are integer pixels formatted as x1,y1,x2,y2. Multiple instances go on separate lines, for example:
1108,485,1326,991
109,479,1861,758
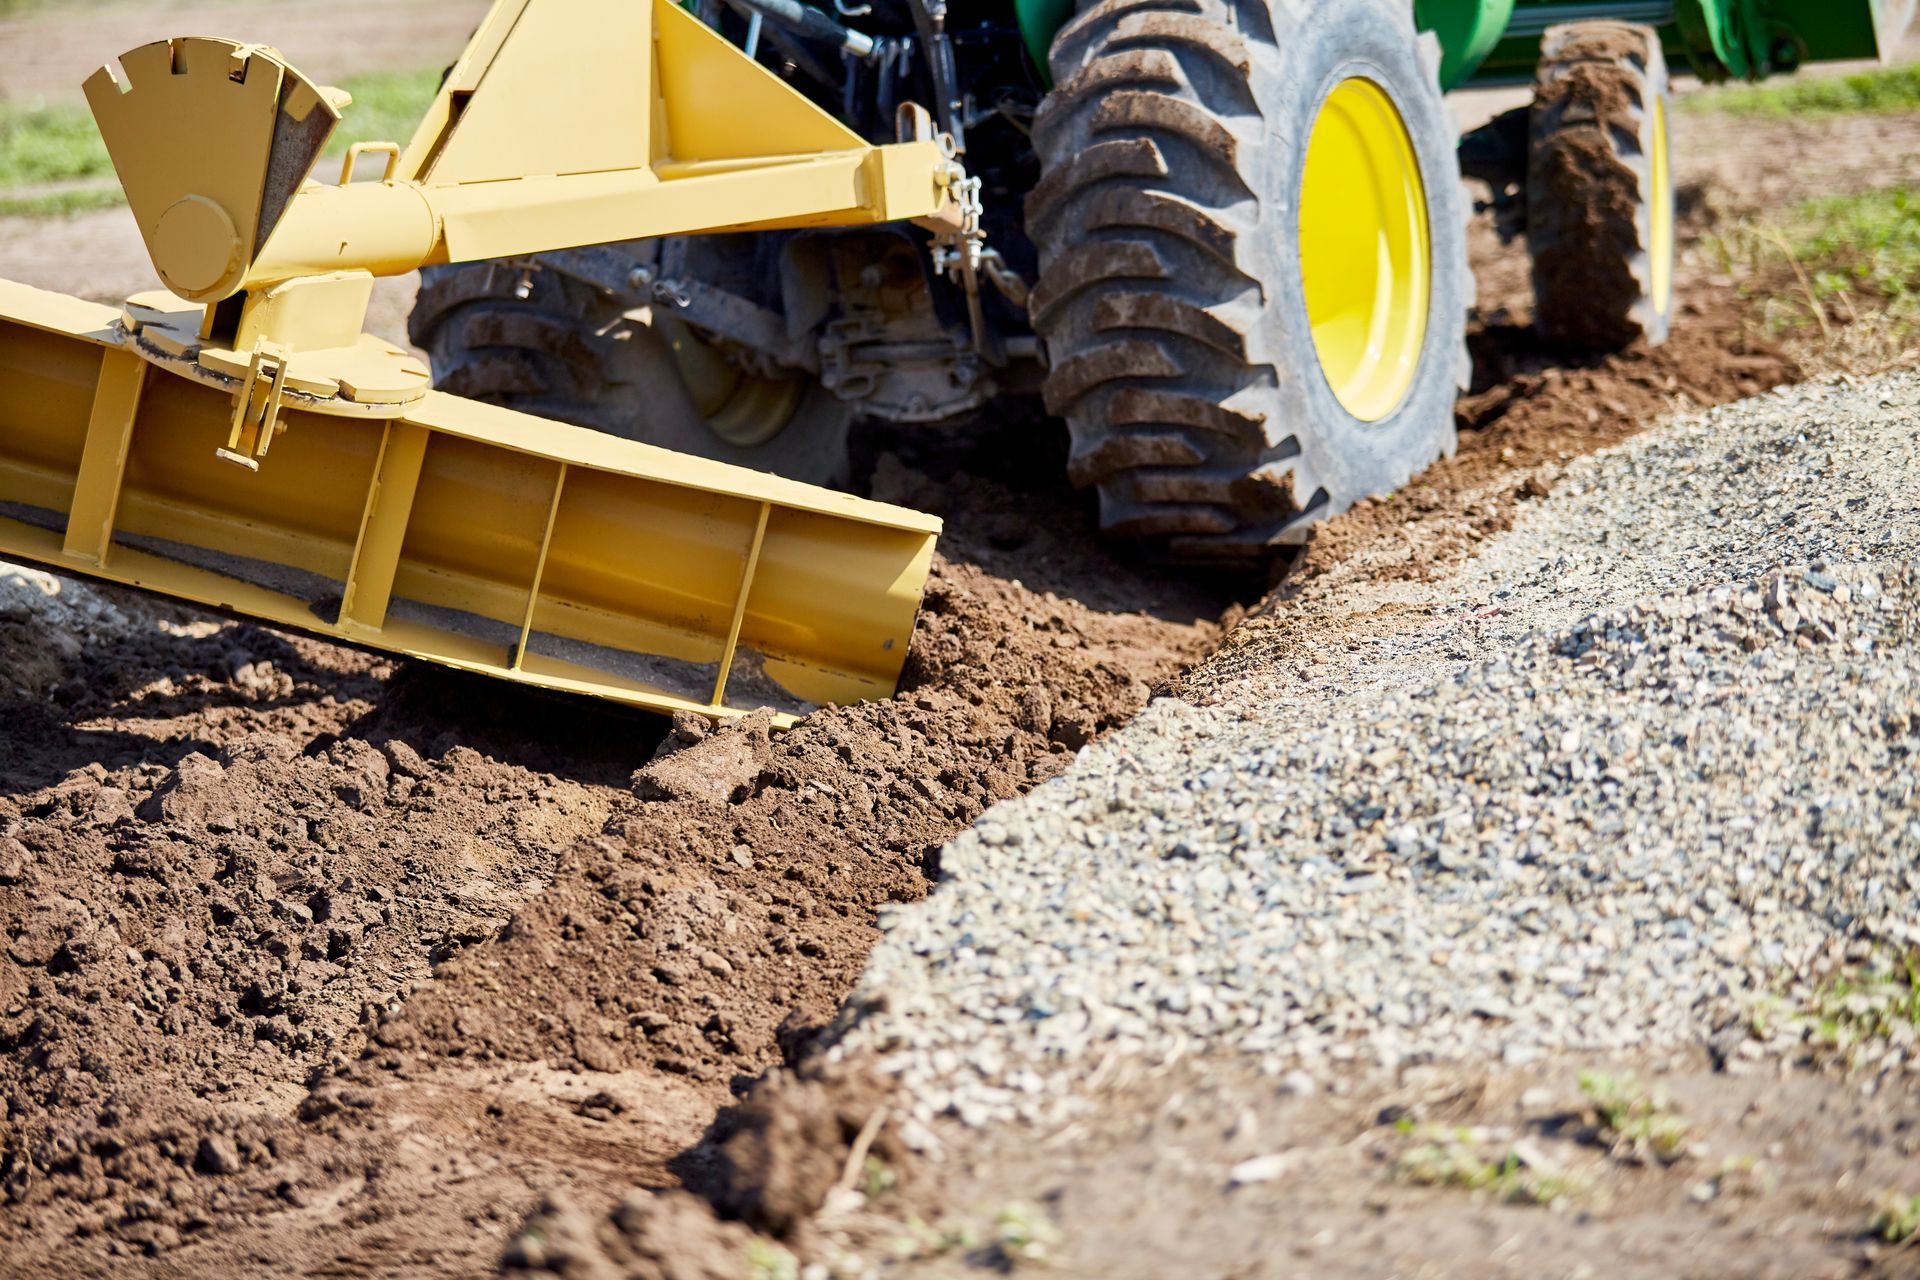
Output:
836,372,1920,1138
0,559,141,698
1,560,137,640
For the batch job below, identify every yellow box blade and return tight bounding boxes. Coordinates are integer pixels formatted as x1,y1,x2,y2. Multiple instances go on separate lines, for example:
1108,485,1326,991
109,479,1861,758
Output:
0,279,940,725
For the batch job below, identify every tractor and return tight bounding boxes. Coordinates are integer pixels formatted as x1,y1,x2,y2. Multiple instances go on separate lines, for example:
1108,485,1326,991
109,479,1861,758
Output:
0,0,1907,721
409,0,1914,567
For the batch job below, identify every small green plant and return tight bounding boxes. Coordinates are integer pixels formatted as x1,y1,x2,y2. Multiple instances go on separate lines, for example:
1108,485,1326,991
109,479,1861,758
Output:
1749,994,1784,1041
989,1201,1061,1269
1579,1071,1691,1164
891,1215,977,1260
1394,1128,1584,1206
1869,1191,1920,1243
1710,1154,1769,1199
744,1237,799,1280
860,1153,897,1199
1810,952,1920,1050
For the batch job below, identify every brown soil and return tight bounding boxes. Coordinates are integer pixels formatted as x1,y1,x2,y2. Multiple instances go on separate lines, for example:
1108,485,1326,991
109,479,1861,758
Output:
0,447,1221,1272
420,205,1828,1280
850,1053,1920,1280
0,208,1829,1280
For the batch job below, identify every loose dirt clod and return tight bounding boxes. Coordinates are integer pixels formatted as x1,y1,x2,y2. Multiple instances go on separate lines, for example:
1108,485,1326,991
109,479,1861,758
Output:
702,1064,906,1236
502,1189,753,1280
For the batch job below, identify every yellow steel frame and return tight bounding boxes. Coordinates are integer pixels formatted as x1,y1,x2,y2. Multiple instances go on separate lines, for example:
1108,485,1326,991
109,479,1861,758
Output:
0,282,940,725
86,0,959,309
0,0,969,720
75,1,968,464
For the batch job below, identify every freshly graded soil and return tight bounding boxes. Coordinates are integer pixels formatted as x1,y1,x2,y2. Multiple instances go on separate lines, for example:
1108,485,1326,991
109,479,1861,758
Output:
0,453,1222,1273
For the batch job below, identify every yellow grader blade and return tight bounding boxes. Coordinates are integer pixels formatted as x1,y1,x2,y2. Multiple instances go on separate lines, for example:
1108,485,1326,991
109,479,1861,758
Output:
0,281,937,725
0,281,937,724
0,0,976,721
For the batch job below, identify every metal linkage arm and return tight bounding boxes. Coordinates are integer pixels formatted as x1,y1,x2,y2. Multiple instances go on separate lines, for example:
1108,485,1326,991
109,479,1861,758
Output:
86,0,962,306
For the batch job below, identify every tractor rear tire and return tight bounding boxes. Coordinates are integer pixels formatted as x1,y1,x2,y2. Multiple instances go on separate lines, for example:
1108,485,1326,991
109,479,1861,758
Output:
1527,22,1674,351
408,261,854,487
1028,0,1471,567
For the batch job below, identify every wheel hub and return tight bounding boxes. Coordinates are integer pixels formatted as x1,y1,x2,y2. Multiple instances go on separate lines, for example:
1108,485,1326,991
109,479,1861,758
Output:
660,316,807,448
1298,76,1432,423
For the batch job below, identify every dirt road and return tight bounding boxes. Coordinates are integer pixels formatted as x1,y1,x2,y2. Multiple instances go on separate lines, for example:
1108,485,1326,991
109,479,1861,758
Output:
0,0,490,104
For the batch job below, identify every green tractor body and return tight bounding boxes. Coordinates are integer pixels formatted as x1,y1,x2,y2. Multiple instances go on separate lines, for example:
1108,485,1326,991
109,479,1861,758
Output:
1439,0,1914,84
1015,0,1911,87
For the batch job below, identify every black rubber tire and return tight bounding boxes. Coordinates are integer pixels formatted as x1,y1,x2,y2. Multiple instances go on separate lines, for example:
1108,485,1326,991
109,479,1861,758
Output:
408,261,854,486
1027,0,1472,566
1527,22,1674,351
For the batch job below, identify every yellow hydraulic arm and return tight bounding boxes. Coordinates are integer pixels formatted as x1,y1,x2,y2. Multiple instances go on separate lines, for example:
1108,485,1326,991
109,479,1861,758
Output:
90,0,964,309
0,0,964,723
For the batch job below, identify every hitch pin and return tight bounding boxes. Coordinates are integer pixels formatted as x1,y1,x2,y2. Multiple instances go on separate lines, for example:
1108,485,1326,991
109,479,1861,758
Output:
216,341,291,471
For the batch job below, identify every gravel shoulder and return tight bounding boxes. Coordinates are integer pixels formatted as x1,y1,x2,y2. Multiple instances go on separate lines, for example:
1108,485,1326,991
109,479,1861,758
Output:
816,371,1920,1273
849,372,1920,1125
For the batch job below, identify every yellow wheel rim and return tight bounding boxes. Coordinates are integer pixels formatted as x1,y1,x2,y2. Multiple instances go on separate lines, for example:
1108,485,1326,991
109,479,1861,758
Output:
1650,94,1674,318
1299,77,1431,423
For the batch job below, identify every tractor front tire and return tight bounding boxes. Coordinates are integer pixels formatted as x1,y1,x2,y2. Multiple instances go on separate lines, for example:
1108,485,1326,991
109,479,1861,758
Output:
1527,21,1675,351
1028,0,1471,567
408,262,854,487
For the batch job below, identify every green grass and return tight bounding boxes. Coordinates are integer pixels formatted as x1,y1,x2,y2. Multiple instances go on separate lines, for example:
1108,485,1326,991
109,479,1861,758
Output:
319,67,441,163
1687,63,1920,117
0,66,441,218
1809,951,1920,1049
1579,1071,1691,1164
0,185,126,218
0,100,114,189
1704,185,1920,364
1394,1128,1586,1207
0,0,104,12
1872,1191,1920,1243
1789,187,1920,313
